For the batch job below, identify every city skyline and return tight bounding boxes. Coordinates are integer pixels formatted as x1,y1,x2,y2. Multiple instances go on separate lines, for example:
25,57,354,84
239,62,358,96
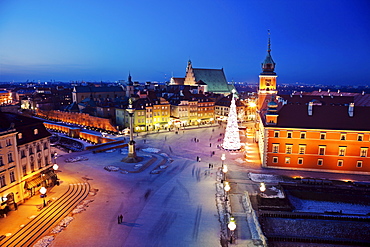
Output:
0,0,369,85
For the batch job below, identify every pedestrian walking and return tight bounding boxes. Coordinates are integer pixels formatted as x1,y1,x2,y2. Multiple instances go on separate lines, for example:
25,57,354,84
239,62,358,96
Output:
118,215,121,224
119,214,123,223
210,143,212,147
196,156,199,162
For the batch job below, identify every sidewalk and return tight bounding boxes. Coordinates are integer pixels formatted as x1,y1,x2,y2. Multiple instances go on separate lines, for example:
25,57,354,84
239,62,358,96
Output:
0,175,69,243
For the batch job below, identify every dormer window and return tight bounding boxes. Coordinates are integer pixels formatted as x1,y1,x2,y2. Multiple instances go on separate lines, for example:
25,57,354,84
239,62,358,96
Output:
18,133,23,139
340,133,346,140
320,133,326,140
287,132,292,138
358,134,363,141
34,129,38,135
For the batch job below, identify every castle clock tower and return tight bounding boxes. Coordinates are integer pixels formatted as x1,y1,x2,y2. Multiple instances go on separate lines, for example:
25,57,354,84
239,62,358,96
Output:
258,31,277,110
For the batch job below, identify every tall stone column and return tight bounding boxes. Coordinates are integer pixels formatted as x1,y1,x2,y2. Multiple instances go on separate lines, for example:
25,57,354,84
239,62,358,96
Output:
122,98,142,163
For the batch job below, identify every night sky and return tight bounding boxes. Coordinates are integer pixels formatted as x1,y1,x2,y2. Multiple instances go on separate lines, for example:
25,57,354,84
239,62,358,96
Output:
0,0,369,85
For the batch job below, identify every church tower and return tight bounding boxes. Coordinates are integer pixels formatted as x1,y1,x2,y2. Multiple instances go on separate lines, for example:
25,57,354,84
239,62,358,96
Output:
184,59,196,86
126,72,135,97
258,31,277,110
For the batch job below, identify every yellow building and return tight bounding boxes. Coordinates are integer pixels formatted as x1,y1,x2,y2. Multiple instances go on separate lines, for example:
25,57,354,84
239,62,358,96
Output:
1,112,53,215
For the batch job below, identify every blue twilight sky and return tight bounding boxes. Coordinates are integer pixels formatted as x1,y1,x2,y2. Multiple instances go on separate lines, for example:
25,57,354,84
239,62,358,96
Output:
0,0,369,85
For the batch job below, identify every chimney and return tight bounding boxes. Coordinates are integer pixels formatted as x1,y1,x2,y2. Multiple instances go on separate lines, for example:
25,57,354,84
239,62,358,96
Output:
308,102,313,116
348,103,354,117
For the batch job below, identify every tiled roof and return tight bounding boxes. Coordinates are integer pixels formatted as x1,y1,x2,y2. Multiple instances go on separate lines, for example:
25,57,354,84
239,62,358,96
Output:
172,78,185,85
279,95,355,105
192,68,234,93
215,94,245,107
74,86,124,93
0,112,51,145
266,103,370,131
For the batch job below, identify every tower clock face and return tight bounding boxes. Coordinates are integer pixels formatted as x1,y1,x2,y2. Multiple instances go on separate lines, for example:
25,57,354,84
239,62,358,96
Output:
265,79,271,86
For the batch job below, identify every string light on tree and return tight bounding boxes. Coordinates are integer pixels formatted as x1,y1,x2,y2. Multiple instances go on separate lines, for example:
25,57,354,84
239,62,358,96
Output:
222,89,241,151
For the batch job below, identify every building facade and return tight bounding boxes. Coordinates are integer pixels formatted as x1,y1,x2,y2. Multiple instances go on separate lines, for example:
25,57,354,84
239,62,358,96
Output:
256,36,370,174
0,112,54,215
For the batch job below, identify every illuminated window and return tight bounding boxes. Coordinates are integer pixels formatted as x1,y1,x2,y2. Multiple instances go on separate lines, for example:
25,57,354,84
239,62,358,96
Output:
10,170,15,183
338,146,346,156
34,129,38,135
274,131,279,138
285,144,293,154
317,159,323,166
358,134,363,141
300,132,306,139
287,132,292,138
272,144,279,153
298,158,303,165
6,139,11,146
357,161,363,168
299,145,306,154
337,160,343,167
320,133,326,140
360,147,368,157
285,157,290,164
7,153,13,163
318,146,326,155
18,133,23,139
272,157,278,163
0,175,5,188
340,133,346,140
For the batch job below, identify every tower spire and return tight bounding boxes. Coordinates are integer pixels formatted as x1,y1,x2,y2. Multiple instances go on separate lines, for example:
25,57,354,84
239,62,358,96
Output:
267,29,271,54
261,29,276,75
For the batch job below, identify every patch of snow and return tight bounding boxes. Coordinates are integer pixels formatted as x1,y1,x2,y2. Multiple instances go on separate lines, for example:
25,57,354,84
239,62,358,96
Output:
249,173,282,183
33,235,54,247
290,196,370,214
104,165,120,172
142,148,161,153
134,164,143,169
65,156,88,163
235,158,244,163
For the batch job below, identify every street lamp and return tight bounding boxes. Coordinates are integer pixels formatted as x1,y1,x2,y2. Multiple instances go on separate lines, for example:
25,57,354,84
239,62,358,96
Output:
40,187,47,207
221,154,226,181
53,163,59,171
224,181,230,201
260,182,266,192
228,216,237,243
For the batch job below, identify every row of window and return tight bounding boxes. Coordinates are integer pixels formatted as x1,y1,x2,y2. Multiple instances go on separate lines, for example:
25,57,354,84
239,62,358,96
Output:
272,144,368,157
22,156,49,176
0,170,15,188
274,131,366,141
0,139,13,148
0,153,14,166
272,157,364,168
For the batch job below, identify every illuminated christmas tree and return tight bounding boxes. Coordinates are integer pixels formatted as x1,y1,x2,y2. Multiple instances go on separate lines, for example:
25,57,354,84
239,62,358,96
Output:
222,89,241,150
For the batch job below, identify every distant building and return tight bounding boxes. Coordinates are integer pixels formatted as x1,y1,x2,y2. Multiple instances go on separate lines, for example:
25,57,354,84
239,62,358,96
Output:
171,60,235,94
72,85,125,104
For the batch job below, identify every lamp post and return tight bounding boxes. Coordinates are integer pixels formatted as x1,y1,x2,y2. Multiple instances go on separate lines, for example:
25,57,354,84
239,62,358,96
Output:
40,187,47,207
228,216,237,243
224,181,230,201
221,154,226,182
53,152,58,164
53,163,59,185
260,182,266,192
